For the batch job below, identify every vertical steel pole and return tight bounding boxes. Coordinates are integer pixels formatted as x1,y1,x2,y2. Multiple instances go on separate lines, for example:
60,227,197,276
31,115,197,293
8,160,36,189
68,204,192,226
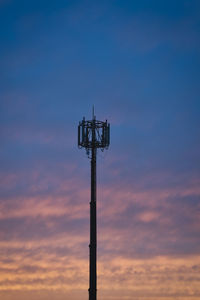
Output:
89,119,97,300
78,113,109,300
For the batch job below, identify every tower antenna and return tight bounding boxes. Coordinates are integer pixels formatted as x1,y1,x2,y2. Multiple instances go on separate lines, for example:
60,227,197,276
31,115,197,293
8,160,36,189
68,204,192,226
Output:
92,105,95,119
78,111,110,300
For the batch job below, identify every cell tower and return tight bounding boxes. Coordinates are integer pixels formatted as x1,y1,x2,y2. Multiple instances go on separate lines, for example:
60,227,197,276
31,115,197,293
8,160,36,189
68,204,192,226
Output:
78,108,110,300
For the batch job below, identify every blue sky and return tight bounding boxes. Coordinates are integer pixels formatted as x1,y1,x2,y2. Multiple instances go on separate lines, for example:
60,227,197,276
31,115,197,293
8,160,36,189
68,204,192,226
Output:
0,0,200,299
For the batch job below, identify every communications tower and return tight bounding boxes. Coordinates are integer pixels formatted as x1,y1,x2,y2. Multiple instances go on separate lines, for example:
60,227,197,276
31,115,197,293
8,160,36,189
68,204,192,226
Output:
78,109,110,300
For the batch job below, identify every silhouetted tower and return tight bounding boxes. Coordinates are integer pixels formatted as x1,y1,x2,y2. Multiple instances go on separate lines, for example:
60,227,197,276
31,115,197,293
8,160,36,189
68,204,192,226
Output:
78,109,110,300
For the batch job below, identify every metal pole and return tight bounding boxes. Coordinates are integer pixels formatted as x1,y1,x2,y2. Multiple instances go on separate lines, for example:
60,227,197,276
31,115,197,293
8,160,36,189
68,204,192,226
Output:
78,112,109,300
89,120,97,300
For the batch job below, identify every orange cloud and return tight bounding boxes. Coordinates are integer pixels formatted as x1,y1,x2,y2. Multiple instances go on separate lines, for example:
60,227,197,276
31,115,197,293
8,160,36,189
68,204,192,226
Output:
0,164,200,299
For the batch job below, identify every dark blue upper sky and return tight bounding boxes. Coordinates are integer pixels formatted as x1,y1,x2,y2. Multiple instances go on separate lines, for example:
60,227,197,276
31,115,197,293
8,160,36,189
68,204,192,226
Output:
1,0,200,179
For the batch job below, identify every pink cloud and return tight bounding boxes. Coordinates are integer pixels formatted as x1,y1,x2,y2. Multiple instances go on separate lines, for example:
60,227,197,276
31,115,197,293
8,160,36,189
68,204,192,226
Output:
0,162,199,299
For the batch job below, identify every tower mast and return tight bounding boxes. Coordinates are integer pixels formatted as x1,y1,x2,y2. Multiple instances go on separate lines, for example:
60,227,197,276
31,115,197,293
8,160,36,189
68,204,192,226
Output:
78,110,110,300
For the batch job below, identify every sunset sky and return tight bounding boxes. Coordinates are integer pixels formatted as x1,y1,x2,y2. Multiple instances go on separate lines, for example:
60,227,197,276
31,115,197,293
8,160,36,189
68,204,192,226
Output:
1,0,200,299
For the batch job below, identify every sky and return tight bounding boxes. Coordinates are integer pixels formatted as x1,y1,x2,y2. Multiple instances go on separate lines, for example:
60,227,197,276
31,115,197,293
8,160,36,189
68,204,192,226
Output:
0,0,200,299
